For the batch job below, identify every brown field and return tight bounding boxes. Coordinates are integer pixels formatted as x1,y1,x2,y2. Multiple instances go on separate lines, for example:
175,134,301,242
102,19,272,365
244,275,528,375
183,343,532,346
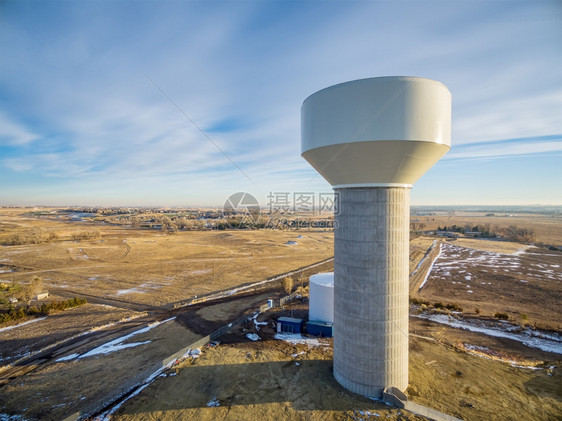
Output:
0,316,202,420
111,303,561,421
0,304,144,365
416,212,562,246
411,240,561,330
0,208,561,420
0,209,333,308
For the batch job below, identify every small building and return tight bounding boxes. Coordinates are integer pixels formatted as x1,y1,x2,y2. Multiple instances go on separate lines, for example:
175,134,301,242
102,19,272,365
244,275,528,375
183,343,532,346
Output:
276,317,304,334
306,320,334,338
464,231,481,238
35,291,49,301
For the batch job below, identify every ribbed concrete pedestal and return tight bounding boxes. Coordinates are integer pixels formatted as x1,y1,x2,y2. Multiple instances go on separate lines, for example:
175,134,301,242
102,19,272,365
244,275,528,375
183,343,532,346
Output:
333,187,410,398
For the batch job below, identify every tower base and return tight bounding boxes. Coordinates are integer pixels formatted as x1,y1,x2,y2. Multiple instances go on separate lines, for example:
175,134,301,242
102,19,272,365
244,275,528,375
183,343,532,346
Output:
333,187,410,397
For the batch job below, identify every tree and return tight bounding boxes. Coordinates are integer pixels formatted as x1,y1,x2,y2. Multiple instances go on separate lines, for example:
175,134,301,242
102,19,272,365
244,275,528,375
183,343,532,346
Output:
175,217,189,230
503,225,535,243
18,276,44,305
160,216,177,234
283,277,293,295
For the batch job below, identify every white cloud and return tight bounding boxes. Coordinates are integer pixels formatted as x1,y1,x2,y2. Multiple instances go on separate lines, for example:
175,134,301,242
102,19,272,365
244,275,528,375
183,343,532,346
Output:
446,138,562,160
1,1,561,205
0,113,39,146
453,88,562,146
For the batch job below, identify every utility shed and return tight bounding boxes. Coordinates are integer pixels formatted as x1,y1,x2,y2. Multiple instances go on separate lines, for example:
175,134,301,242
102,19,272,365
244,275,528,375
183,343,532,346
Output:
35,291,49,300
276,317,304,334
307,320,334,338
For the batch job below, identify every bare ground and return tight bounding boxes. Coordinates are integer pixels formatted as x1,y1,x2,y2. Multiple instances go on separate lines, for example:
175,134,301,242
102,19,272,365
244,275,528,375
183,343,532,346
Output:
110,308,562,421
417,212,562,247
413,240,562,330
0,318,202,420
0,209,333,307
0,210,560,420
0,304,144,366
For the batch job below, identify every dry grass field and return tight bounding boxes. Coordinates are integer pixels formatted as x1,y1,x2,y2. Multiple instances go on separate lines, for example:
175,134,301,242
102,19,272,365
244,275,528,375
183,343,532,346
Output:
411,240,561,330
111,303,561,421
0,317,202,420
417,212,562,246
0,208,333,308
0,304,143,366
0,207,560,421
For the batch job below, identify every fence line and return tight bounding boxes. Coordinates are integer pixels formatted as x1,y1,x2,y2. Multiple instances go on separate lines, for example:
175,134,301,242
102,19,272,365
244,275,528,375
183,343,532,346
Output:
66,270,315,420
70,308,273,421
279,290,302,306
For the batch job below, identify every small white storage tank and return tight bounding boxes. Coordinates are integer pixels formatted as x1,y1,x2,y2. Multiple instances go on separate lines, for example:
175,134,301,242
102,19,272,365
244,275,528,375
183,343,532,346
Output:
309,272,334,323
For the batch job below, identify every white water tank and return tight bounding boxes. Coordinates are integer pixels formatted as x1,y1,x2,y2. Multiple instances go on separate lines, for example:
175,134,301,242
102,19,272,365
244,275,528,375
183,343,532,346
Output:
309,272,334,323
301,76,451,397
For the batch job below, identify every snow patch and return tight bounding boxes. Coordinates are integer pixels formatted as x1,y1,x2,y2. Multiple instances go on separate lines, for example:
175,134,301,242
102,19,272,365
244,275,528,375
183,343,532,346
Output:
0,317,47,334
98,361,173,420
75,317,175,360
116,288,145,295
56,353,80,362
274,333,327,347
189,269,211,275
419,243,442,291
414,313,562,354
411,240,437,276
463,344,542,369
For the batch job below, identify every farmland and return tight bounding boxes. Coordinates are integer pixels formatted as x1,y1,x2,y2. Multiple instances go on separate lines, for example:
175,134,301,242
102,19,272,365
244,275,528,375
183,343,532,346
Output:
0,208,333,308
0,207,560,421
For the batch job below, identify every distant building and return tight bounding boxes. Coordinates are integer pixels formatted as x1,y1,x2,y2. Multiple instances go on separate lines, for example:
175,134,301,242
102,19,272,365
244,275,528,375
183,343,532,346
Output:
437,231,459,238
35,291,49,301
464,231,481,238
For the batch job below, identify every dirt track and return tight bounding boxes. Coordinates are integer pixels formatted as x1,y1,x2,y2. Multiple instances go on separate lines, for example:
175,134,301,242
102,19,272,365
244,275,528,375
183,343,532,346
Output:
110,308,562,421
0,275,307,420
1,207,560,420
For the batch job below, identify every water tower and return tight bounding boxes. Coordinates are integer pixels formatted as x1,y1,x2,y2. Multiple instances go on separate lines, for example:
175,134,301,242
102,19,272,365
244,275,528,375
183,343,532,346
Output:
301,76,451,397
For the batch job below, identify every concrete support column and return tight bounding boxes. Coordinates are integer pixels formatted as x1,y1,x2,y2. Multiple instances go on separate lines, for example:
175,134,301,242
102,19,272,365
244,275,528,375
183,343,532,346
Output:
333,187,410,397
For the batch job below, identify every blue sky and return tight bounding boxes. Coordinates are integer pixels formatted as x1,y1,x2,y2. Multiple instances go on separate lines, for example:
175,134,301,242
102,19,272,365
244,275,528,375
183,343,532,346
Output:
1,0,561,207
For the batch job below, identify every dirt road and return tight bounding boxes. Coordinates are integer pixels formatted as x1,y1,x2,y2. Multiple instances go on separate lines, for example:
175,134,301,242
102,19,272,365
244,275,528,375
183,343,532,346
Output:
0,274,297,420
